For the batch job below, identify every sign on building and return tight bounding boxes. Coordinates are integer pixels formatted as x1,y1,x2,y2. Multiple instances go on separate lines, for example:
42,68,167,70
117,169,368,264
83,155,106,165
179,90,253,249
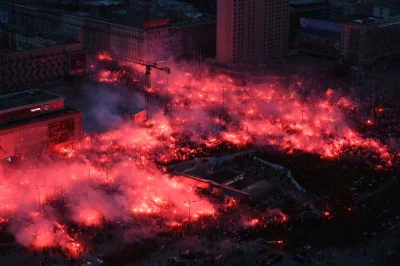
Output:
70,51,86,75
300,17,342,33
142,19,171,29
0,10,8,24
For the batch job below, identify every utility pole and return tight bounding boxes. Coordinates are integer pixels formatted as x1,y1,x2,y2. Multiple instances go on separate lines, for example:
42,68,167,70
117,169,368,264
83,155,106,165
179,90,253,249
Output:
43,171,47,205
106,165,109,183
222,86,225,109
300,109,306,121
144,65,151,119
184,199,196,224
55,183,64,198
199,47,202,65
35,185,44,209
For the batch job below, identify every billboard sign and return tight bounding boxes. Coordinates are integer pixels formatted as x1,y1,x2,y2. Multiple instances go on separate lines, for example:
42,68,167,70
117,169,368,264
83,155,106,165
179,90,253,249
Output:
70,51,86,75
142,19,171,29
0,10,8,24
296,29,341,54
0,133,15,159
300,17,342,33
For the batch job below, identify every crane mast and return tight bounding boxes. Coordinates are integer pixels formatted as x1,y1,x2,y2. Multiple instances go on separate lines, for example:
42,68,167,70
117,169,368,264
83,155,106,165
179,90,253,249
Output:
97,51,171,119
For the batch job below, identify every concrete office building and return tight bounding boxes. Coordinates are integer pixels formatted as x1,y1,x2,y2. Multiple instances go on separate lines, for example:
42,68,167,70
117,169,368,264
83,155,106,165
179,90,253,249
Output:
0,25,84,94
340,15,400,63
289,1,344,46
0,0,216,62
216,0,289,64
373,3,400,18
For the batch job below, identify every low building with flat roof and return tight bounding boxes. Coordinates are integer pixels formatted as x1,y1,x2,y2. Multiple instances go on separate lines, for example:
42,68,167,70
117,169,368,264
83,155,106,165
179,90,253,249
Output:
0,90,82,160
0,89,65,124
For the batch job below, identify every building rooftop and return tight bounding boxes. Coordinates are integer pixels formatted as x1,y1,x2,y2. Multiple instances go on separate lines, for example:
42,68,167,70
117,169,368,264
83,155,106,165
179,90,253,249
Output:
210,55,337,78
290,0,329,8
305,14,364,23
0,24,79,52
205,169,241,184
0,90,63,112
129,107,146,115
83,0,125,7
0,106,80,131
344,16,400,25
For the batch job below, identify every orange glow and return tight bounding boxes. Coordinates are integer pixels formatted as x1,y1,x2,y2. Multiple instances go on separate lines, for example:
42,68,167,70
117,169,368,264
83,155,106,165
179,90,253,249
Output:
365,120,374,126
2,56,398,257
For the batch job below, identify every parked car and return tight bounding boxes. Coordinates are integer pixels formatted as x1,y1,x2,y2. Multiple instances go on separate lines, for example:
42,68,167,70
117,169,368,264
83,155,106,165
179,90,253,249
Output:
256,247,268,254
262,253,283,265
270,253,283,263
168,257,186,266
179,250,196,259
292,255,307,264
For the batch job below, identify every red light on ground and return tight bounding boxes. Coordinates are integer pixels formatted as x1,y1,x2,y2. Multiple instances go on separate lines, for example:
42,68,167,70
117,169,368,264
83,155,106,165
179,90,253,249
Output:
250,219,259,226
323,211,330,217
277,240,283,244
98,52,112,61
347,207,352,212
365,120,374,125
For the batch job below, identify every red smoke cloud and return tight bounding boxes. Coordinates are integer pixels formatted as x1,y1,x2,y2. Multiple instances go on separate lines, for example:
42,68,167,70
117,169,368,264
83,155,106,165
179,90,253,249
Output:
0,58,397,256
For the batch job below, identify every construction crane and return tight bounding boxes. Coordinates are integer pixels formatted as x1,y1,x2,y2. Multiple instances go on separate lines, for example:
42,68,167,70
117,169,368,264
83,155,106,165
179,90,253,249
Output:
97,51,171,119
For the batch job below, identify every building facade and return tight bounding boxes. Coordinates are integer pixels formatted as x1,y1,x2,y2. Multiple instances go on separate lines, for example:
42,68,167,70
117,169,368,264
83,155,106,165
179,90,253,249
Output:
0,37,83,94
109,24,144,60
175,22,217,60
290,3,344,46
0,1,216,63
61,14,85,39
373,4,400,18
344,3,373,17
83,18,111,52
0,90,82,160
340,16,400,63
1,1,215,61
296,17,342,59
216,0,289,64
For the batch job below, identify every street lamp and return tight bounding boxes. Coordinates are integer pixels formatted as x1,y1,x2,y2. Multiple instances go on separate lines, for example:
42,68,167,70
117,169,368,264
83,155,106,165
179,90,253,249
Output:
300,109,306,122
222,86,226,109
184,199,196,224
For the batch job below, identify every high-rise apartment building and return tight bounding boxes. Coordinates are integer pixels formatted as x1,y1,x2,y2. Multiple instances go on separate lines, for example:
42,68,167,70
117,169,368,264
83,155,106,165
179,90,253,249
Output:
216,0,289,64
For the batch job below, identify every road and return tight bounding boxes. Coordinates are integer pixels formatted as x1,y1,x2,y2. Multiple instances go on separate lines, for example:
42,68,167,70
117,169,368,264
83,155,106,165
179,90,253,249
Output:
125,231,400,266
